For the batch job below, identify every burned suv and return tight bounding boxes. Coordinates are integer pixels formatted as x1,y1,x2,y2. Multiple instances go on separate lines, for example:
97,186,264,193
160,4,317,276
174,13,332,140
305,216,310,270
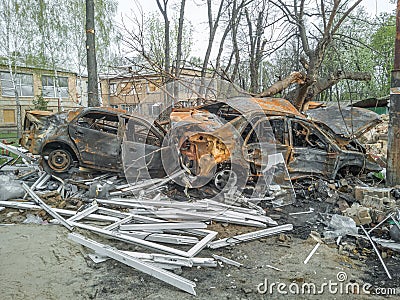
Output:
171,98,382,190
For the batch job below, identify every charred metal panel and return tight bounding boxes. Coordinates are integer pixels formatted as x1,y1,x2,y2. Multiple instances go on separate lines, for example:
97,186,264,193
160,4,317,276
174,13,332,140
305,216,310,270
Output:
306,106,381,139
287,148,338,179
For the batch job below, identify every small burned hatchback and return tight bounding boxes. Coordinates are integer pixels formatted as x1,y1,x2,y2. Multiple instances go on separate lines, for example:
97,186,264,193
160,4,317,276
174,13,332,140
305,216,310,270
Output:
20,107,166,176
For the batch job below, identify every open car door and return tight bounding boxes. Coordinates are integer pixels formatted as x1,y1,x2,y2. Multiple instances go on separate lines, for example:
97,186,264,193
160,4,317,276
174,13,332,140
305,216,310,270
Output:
122,116,166,182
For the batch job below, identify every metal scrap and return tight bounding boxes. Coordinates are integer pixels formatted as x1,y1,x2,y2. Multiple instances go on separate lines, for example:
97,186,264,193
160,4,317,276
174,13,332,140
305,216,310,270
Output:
68,233,197,295
208,224,293,249
21,183,74,231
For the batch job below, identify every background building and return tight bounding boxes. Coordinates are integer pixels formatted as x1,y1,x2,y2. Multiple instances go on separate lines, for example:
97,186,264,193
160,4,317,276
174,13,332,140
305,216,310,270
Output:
0,64,87,134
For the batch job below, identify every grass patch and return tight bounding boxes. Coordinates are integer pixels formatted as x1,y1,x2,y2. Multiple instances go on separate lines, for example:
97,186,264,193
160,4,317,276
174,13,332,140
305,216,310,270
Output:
0,132,19,145
0,132,23,165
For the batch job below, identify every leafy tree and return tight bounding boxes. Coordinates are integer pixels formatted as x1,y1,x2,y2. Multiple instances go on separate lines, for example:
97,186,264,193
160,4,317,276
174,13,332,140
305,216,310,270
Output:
32,95,48,110
0,0,35,137
370,14,395,97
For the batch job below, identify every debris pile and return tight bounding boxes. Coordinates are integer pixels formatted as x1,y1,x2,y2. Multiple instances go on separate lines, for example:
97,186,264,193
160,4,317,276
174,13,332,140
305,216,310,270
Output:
362,114,389,164
1,105,400,296
0,163,294,295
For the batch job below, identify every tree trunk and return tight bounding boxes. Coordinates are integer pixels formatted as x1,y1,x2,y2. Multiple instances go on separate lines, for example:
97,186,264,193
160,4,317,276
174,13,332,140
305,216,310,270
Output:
174,0,186,100
174,0,186,80
257,72,305,97
7,62,22,139
201,0,224,78
86,0,99,106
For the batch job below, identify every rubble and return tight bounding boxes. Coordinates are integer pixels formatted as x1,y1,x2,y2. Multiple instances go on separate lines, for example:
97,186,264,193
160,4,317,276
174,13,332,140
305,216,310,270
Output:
344,203,372,225
1,102,400,297
0,175,25,201
0,159,293,294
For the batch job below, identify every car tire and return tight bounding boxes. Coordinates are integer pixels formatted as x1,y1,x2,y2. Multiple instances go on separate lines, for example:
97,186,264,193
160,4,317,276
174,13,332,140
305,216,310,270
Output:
46,148,73,173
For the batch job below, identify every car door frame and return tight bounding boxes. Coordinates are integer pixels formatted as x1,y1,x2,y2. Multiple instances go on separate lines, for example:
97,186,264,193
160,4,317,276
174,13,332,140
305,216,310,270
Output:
287,118,340,178
241,115,290,174
68,110,122,170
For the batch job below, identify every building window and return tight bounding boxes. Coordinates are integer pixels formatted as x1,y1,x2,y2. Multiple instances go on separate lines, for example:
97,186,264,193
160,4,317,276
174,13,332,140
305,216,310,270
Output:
42,75,69,98
109,83,117,95
120,104,136,113
0,72,34,97
3,109,16,124
120,82,136,96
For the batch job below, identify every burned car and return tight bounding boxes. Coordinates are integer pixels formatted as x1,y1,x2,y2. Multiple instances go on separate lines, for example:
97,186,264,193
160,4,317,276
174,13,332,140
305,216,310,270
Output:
21,107,166,177
171,98,382,190
21,98,382,192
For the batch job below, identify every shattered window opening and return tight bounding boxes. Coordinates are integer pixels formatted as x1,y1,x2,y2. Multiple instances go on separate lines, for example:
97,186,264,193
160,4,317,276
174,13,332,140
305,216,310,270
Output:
291,121,329,151
126,119,162,147
77,113,119,135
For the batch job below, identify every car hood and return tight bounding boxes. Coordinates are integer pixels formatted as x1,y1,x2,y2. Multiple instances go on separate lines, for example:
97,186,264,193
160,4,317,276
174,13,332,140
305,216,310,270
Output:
305,106,381,139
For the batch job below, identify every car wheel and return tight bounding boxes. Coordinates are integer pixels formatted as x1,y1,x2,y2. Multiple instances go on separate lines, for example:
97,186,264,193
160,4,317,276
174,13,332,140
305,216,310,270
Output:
214,165,248,191
214,169,237,190
47,149,73,173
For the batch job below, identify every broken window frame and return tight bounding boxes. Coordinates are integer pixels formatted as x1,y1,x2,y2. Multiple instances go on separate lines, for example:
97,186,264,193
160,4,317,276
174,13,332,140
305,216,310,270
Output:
66,204,218,258
288,119,338,153
123,116,164,147
75,111,120,136
243,116,287,146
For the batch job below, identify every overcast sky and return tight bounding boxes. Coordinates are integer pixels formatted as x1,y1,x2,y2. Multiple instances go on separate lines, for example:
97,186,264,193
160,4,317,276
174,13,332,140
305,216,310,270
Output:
116,0,396,58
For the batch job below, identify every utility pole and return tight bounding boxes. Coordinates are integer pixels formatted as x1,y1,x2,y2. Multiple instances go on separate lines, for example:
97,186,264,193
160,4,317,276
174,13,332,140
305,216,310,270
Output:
86,0,100,106
387,0,400,186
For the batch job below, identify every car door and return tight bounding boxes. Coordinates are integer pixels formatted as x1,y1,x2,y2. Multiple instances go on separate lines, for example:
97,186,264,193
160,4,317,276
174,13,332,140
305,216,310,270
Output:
242,116,290,172
288,119,339,178
68,111,121,170
122,117,165,182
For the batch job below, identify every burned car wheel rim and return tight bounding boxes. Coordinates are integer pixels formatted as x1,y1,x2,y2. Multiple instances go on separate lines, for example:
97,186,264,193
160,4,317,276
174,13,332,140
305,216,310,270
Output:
48,149,72,172
214,169,237,190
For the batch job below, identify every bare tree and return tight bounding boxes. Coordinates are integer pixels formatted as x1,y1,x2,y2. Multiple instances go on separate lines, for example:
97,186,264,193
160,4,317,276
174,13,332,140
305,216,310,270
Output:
268,0,367,110
174,0,186,79
201,0,226,78
156,0,171,82
86,0,100,106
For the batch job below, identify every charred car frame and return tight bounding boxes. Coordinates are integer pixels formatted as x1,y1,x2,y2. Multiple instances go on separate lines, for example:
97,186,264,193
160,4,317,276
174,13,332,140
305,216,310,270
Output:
20,98,382,191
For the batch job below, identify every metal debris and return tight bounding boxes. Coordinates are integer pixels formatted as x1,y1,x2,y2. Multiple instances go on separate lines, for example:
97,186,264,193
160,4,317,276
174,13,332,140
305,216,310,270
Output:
360,225,392,280
208,224,293,249
303,243,321,264
68,233,197,295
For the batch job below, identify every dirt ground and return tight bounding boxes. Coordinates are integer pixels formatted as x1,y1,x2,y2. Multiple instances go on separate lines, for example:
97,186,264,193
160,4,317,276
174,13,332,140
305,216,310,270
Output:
1,222,398,300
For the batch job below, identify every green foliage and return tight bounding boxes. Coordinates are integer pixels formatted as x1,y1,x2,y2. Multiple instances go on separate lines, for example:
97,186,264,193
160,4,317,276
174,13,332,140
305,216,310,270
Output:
370,14,396,96
32,94,48,110
0,0,119,74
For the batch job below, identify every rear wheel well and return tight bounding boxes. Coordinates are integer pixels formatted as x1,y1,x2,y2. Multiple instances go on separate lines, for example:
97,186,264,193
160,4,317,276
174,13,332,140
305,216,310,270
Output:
42,142,78,162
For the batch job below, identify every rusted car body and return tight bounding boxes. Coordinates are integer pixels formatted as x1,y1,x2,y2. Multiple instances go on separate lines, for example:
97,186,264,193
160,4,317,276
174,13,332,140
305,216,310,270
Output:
21,107,165,176
172,98,382,187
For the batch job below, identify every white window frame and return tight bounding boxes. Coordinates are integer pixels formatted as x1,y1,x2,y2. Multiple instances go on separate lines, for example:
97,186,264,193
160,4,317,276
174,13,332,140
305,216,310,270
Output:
42,75,69,98
0,72,34,97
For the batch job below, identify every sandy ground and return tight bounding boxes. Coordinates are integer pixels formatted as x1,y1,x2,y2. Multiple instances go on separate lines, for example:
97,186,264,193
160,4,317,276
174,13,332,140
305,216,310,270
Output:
1,223,398,300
